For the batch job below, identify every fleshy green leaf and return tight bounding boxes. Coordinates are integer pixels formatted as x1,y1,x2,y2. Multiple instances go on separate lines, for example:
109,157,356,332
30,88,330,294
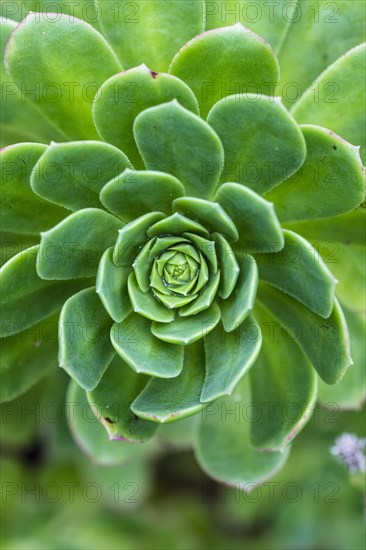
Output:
0,313,59,402
220,254,258,332
59,288,115,391
131,340,205,423
100,169,185,221
31,141,131,211
255,229,337,318
96,247,132,323
202,316,262,402
292,44,366,163
113,212,165,267
0,19,64,147
151,303,221,345
266,125,365,221
5,13,122,140
195,377,290,487
87,355,158,442
127,272,174,323
38,208,122,279
93,65,199,168
67,380,140,466
170,23,279,118
173,197,238,242
277,1,366,108
216,183,284,253
1,143,67,234
211,233,240,299
96,0,204,71
111,312,183,378
318,305,366,410
1,246,86,337
257,282,352,384
133,101,224,199
207,95,306,194
250,303,317,450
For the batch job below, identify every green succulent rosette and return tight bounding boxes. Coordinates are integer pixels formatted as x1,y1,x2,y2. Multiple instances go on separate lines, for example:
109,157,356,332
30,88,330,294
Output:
1,1,365,485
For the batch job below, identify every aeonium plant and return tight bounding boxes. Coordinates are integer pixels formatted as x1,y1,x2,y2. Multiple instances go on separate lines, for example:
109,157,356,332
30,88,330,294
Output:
1,2,365,485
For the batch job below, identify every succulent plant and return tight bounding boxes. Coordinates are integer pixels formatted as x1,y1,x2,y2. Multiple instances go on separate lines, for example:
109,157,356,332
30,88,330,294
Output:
1,1,365,485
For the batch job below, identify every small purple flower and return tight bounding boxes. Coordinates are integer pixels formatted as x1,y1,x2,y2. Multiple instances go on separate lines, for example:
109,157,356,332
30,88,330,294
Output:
331,433,366,473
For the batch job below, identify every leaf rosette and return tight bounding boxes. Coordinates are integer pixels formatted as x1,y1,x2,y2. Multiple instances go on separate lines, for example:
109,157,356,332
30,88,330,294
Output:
1,4,365,484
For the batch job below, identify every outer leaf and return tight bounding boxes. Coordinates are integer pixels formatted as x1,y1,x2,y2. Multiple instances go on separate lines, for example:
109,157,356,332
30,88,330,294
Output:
131,341,205,422
202,316,262,402
257,282,352,384
216,183,284,253
87,356,158,442
173,197,238,242
96,0,204,71
318,305,366,410
96,247,132,323
59,288,115,391
170,23,279,118
207,95,306,194
250,303,318,450
292,44,366,163
133,101,224,199
31,141,131,211
277,1,366,107
66,380,140,466
1,143,67,234
0,314,59,402
205,0,296,52
266,125,365,221
0,246,86,337
220,254,258,332
100,169,185,221
38,208,122,279
5,13,122,139
195,377,290,487
111,312,183,378
255,229,337,318
1,19,64,146
93,65,199,168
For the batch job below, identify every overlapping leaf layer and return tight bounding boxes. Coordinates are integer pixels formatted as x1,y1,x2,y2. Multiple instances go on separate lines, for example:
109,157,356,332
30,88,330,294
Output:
1,4,365,484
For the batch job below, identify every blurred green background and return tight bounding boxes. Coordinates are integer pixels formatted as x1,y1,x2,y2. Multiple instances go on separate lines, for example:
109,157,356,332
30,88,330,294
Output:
1,369,365,550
